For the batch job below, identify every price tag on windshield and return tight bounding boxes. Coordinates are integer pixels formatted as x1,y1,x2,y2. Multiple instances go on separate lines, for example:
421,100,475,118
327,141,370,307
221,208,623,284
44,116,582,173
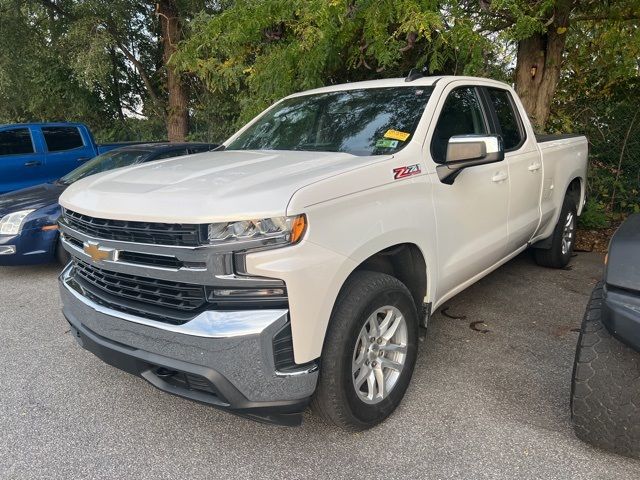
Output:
384,129,411,142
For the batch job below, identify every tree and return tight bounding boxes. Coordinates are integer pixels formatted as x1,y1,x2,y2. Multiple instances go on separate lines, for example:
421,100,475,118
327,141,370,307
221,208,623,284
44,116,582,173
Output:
0,1,115,129
0,0,209,141
65,0,203,141
157,0,189,141
465,0,640,128
175,0,496,125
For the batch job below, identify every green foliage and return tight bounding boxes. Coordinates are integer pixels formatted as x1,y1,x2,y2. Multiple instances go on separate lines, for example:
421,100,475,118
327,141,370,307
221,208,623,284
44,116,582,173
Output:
579,198,610,229
175,0,495,125
0,1,110,127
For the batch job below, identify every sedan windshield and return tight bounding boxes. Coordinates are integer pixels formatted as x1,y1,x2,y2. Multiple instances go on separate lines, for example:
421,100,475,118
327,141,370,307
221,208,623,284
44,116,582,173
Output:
226,87,433,156
59,149,149,185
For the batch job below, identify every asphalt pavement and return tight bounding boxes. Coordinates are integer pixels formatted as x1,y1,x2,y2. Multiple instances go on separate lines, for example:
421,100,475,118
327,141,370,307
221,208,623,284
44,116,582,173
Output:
1,251,639,479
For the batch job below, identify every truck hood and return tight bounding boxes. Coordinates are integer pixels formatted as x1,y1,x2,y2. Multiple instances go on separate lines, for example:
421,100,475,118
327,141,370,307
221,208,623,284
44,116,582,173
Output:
60,150,390,223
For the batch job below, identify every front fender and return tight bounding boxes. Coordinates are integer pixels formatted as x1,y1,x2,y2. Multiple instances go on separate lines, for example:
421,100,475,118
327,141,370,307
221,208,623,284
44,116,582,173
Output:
248,173,437,363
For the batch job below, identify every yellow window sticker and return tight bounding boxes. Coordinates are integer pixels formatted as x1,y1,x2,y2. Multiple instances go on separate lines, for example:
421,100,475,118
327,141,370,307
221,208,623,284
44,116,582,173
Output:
384,129,411,142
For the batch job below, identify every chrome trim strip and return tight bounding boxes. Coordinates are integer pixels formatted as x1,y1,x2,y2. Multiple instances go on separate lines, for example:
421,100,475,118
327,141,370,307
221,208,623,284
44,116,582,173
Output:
59,215,287,253
275,364,319,378
59,228,282,287
60,265,288,339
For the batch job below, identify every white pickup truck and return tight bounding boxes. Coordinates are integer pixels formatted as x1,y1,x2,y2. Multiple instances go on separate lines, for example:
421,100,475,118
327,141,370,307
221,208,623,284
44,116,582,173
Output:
58,75,588,430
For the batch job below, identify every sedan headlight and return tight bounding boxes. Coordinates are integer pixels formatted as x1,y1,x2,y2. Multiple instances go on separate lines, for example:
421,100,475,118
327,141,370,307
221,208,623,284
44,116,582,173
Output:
207,214,307,247
0,210,35,235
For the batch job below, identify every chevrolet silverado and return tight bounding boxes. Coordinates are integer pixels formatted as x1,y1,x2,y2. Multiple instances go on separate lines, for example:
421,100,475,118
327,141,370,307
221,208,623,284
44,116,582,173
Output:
57,75,588,430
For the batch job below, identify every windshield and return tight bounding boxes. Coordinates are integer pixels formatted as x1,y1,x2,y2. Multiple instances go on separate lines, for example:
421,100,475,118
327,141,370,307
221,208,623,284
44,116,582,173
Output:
59,149,149,185
226,87,433,156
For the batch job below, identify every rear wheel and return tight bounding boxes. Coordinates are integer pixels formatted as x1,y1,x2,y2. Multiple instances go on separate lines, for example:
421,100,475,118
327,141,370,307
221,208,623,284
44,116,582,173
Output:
312,271,419,431
534,195,577,268
571,283,640,459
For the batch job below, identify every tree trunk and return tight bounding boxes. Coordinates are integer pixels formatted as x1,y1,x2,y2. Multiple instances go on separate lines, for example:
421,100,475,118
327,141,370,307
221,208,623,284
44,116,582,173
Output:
514,0,571,130
158,0,188,141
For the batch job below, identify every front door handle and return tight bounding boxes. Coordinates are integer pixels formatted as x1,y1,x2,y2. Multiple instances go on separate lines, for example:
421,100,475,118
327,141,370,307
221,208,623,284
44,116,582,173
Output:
76,157,90,162
24,161,41,167
491,171,508,183
528,162,542,172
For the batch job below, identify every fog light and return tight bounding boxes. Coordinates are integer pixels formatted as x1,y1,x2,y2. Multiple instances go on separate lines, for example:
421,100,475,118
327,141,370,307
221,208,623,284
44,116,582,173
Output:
0,245,16,255
209,288,286,298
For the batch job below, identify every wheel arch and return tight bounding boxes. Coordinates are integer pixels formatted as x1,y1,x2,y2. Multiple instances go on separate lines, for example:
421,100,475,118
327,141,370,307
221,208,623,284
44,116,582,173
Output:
566,176,584,216
350,243,428,315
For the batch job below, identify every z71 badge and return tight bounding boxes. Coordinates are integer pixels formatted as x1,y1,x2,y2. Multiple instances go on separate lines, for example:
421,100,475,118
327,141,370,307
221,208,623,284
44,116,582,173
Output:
393,164,421,180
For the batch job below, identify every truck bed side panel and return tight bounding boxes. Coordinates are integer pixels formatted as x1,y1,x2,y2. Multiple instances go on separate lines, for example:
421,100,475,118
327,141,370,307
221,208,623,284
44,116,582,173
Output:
533,136,588,242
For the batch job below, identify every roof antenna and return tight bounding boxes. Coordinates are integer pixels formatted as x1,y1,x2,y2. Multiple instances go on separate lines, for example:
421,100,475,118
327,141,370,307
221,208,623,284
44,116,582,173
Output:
405,67,426,82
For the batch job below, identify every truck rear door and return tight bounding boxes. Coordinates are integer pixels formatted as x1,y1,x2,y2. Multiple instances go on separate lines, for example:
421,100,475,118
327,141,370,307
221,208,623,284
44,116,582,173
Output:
481,87,543,252
41,125,96,182
0,126,46,194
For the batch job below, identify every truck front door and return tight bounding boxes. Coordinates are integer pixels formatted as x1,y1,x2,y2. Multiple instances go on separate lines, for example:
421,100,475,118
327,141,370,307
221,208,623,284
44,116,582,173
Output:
428,84,510,299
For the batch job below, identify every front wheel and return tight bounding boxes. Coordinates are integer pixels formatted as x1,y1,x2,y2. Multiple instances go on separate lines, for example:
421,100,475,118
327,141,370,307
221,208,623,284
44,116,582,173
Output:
312,271,419,431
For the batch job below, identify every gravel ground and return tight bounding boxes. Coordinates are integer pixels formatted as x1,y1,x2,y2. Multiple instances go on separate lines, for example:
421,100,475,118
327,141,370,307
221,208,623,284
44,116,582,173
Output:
1,251,639,480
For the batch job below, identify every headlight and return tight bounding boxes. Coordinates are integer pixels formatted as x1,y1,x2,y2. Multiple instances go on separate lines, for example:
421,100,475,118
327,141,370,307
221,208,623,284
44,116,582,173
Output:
207,214,307,247
0,210,35,235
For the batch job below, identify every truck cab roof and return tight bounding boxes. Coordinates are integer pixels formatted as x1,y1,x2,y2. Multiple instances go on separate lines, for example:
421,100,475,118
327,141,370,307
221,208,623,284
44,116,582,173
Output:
286,76,513,99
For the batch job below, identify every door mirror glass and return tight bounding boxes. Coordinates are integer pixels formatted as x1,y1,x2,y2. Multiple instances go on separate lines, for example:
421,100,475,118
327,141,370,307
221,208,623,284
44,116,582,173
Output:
437,134,504,184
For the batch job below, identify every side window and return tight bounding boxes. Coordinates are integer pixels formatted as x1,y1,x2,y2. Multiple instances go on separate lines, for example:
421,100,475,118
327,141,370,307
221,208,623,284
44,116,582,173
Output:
431,87,487,163
42,127,84,152
0,128,34,156
487,89,524,150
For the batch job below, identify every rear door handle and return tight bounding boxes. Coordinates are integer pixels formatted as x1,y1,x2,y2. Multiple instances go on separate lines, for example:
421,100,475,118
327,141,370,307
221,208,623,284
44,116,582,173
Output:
491,171,508,183
528,162,542,172
24,161,41,167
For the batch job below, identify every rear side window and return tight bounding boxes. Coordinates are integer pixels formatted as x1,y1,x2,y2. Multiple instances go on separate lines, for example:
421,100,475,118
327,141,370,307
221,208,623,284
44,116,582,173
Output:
431,87,488,163
0,128,34,155
487,89,524,150
42,127,84,152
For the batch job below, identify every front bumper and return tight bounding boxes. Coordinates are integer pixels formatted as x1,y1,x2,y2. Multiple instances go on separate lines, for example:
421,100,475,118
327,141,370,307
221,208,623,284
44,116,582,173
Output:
0,228,57,265
603,285,640,353
59,265,318,425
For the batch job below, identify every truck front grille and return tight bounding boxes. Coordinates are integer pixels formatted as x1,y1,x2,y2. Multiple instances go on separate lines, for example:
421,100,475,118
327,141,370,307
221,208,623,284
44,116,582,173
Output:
72,259,206,319
63,209,203,247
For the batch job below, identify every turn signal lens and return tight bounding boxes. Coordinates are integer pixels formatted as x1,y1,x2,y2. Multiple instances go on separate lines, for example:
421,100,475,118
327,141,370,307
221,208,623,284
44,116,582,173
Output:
290,215,307,244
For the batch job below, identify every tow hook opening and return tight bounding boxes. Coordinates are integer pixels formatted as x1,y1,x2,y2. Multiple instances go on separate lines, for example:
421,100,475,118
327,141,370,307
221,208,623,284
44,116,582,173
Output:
154,367,178,378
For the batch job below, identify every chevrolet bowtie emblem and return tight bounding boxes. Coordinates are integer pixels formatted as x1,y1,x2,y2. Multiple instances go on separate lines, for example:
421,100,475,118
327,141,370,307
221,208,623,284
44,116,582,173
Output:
83,241,117,262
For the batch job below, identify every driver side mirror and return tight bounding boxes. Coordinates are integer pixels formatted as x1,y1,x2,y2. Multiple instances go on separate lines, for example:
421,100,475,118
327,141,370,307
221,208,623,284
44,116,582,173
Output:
436,134,504,184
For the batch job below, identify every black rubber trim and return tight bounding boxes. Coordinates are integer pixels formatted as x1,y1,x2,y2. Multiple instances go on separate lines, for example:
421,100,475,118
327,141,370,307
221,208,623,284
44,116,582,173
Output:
481,87,527,153
64,314,310,426
602,284,640,353
535,133,584,142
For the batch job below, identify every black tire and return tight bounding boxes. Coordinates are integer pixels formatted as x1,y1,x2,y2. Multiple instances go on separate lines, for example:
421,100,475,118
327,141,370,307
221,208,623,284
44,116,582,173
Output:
55,237,70,266
534,195,577,268
312,270,419,431
571,282,640,459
